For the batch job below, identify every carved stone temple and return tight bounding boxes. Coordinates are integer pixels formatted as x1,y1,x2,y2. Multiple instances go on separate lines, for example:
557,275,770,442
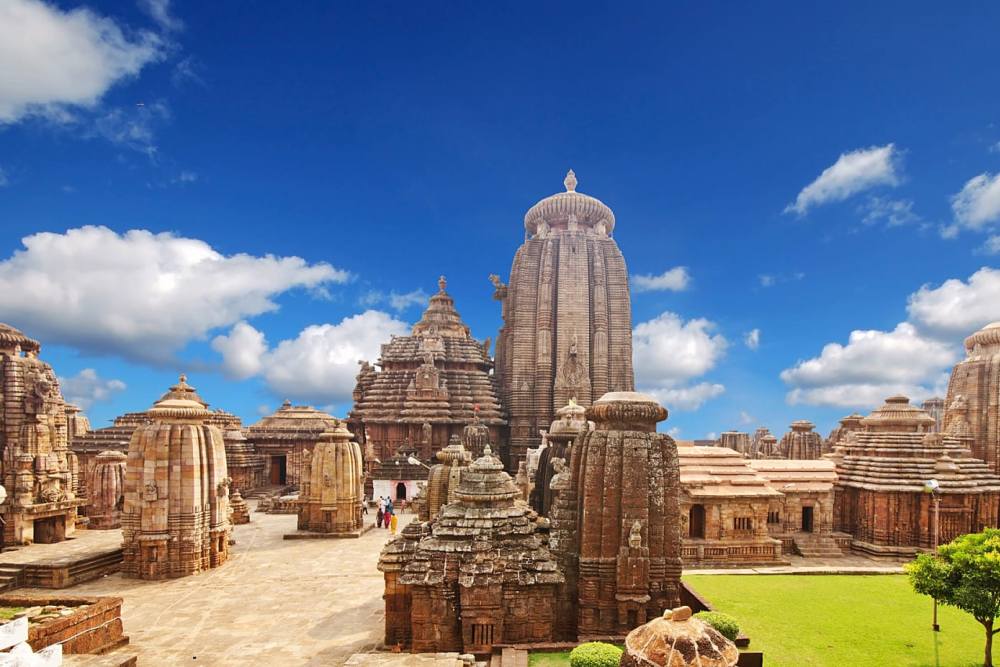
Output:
943,322,1000,474
87,450,126,530
350,276,506,465
493,171,635,470
0,323,85,544
295,421,364,536
379,391,682,654
531,399,589,516
246,401,340,487
121,376,231,579
832,395,1000,556
777,420,823,459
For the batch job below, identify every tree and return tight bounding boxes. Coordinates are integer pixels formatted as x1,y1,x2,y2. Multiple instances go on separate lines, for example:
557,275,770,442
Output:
907,528,1000,667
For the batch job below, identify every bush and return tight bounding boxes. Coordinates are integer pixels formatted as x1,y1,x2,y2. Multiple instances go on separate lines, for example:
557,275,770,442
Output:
569,642,623,667
694,611,740,641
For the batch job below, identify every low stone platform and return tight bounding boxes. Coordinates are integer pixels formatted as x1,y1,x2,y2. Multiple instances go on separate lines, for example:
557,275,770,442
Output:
283,524,375,540
63,651,138,666
0,530,123,589
345,652,469,666
0,593,128,654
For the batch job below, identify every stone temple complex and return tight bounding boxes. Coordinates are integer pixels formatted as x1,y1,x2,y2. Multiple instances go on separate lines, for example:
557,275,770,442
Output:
777,420,823,459
121,376,231,579
831,395,1000,556
0,323,85,544
295,421,364,536
350,276,506,465
493,171,635,470
246,400,339,486
943,321,1000,474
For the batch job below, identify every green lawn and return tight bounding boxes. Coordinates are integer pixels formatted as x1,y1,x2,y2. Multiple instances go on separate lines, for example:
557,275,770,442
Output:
684,574,984,667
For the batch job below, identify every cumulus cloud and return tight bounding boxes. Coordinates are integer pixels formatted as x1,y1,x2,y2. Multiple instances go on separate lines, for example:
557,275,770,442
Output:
780,323,958,408
739,410,755,425
211,321,267,380
907,267,1000,339
744,328,760,351
633,311,728,411
0,0,162,124
645,383,725,411
214,311,410,405
632,267,690,293
981,236,1000,255
359,288,430,312
58,368,126,410
785,144,900,215
0,226,350,364
951,173,1000,232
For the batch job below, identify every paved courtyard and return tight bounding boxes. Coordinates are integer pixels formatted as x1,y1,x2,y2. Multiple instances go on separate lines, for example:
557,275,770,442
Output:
18,506,406,666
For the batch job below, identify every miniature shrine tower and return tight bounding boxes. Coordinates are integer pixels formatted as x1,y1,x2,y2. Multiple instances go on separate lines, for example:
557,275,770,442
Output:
295,421,364,536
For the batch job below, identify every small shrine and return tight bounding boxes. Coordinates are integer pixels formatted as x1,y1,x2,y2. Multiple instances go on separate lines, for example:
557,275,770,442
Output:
294,421,364,537
87,450,126,530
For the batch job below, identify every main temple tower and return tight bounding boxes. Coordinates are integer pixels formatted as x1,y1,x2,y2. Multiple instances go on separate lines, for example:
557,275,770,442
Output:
493,171,634,469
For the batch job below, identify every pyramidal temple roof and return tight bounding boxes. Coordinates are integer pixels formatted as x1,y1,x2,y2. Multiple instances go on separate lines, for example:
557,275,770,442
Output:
410,276,471,339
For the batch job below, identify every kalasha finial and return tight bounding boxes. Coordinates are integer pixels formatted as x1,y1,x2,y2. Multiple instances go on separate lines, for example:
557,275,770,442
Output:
178,373,187,384
564,169,577,192
438,275,447,292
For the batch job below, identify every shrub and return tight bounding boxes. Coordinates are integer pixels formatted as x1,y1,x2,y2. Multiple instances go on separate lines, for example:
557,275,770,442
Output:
569,641,623,667
694,611,740,641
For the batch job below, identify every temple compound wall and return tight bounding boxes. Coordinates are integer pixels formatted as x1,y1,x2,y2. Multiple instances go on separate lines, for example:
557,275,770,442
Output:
0,323,85,545
493,172,635,471
121,376,231,579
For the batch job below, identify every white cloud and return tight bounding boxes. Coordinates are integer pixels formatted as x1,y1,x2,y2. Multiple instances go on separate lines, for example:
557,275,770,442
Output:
255,404,272,417
907,267,1000,339
633,311,727,412
785,144,900,215
0,0,162,124
58,368,126,410
91,100,169,155
215,311,410,405
645,383,725,411
388,289,429,311
744,328,760,350
138,0,182,31
991,141,1000,154
759,275,776,288
981,236,1000,255
0,226,350,363
951,173,1000,232
632,267,691,292
739,410,755,425
860,197,919,227
780,323,958,408
211,321,267,380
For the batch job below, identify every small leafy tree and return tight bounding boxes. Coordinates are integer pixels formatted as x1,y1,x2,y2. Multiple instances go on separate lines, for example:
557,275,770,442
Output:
907,528,1000,667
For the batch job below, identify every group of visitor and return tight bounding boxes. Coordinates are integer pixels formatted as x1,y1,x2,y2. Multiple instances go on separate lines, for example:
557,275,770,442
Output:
375,496,398,534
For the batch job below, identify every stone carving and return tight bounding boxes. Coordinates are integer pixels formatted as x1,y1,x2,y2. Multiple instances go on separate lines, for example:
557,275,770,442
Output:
349,276,506,465
88,450,126,529
0,323,84,545
778,420,823,459
943,322,1000,473
294,421,364,536
621,606,739,667
122,375,231,579
246,401,339,488
494,172,634,470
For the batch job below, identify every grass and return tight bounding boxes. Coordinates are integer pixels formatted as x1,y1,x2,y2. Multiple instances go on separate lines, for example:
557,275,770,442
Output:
684,574,984,667
0,607,24,622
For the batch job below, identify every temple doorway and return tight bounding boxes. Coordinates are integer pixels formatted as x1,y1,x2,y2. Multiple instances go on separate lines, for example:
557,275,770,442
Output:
689,504,705,539
270,456,287,485
801,506,814,533
396,482,407,501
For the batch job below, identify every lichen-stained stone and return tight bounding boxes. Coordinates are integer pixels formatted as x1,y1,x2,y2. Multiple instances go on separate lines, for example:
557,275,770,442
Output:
492,172,635,471
832,395,1000,556
573,392,682,638
121,375,231,579
350,277,506,466
296,421,364,536
944,322,1000,474
0,323,86,544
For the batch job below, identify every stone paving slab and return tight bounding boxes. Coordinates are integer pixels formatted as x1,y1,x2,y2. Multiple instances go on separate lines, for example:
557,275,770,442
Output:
0,530,122,566
15,506,412,666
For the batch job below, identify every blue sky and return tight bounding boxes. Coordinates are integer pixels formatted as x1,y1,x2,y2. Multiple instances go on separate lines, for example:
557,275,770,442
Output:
2,1,1000,441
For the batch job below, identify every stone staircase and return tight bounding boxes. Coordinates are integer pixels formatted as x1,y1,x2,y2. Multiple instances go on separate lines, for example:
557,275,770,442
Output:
793,533,845,559
0,564,25,592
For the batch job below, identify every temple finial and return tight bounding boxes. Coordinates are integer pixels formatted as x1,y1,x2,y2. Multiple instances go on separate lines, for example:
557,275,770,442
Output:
178,373,187,384
438,275,447,292
564,169,577,192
